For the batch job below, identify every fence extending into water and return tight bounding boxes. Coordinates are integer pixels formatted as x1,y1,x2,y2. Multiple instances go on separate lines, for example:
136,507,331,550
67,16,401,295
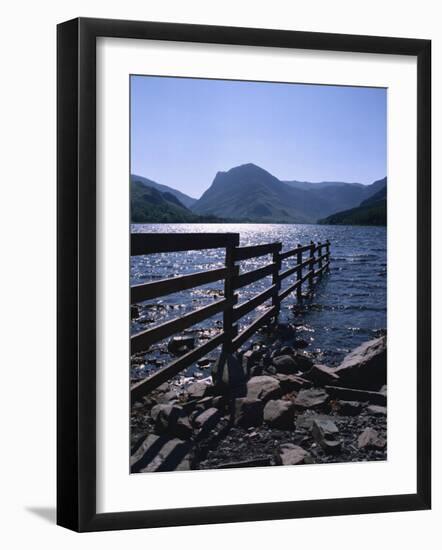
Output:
131,233,331,403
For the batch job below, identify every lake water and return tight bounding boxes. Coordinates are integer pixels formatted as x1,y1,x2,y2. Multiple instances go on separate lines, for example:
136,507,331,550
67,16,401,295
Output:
131,223,386,378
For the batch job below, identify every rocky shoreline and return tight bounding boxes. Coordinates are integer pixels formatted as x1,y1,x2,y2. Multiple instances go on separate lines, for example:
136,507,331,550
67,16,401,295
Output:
131,325,387,473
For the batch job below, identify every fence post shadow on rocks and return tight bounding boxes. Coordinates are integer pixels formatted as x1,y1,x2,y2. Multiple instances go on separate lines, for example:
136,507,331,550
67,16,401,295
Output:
130,233,331,404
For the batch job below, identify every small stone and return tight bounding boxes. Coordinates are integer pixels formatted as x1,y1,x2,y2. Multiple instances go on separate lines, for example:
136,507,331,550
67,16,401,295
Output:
278,443,313,465
296,413,335,430
367,404,387,415
357,427,386,450
246,375,282,402
131,305,140,319
294,388,329,409
234,398,264,428
311,418,341,453
168,335,195,355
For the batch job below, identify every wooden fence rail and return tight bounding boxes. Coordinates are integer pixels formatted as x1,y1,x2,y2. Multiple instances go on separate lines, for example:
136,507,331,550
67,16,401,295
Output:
130,233,330,402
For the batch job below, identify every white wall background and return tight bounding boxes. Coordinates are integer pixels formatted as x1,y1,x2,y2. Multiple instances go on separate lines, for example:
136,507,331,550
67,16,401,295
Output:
0,0,439,547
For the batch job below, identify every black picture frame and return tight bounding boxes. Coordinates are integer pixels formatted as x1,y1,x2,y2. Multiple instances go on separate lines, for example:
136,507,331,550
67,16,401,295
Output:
57,17,431,532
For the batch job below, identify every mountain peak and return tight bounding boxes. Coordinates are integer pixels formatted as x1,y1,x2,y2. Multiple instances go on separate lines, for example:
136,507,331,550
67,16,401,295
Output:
213,163,269,177
229,162,269,174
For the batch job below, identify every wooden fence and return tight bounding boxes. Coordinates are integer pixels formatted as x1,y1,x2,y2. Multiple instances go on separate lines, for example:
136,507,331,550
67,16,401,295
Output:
131,233,330,403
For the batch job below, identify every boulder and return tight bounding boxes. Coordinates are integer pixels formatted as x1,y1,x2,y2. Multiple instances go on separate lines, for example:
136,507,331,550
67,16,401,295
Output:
263,399,295,429
234,398,264,428
150,403,192,439
273,373,311,393
278,443,313,465
305,364,340,386
311,418,341,453
246,375,282,402
193,407,221,431
272,354,297,374
272,353,313,374
157,389,179,403
367,404,387,416
325,385,386,406
185,381,212,400
294,388,329,409
357,427,386,450
332,336,386,390
131,434,191,472
167,335,195,355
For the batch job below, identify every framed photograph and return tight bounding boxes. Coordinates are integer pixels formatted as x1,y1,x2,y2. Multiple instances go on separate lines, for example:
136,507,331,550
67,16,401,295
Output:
57,17,431,532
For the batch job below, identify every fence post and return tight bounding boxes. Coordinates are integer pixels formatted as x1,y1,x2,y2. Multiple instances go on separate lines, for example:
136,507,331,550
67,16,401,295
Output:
272,243,282,317
223,238,239,354
296,243,303,302
318,241,323,276
325,239,331,271
308,241,315,292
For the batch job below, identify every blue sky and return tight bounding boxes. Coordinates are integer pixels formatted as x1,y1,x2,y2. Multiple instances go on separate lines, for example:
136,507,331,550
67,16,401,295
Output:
131,75,386,199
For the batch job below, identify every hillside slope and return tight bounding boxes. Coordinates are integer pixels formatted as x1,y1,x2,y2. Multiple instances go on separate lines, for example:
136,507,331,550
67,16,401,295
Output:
131,174,197,208
318,178,387,226
131,179,221,223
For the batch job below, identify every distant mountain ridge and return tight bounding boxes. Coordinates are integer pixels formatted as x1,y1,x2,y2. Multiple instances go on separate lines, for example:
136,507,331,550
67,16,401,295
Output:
318,177,387,226
131,165,386,224
131,174,197,208
131,177,222,223
192,164,386,223
284,180,364,191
